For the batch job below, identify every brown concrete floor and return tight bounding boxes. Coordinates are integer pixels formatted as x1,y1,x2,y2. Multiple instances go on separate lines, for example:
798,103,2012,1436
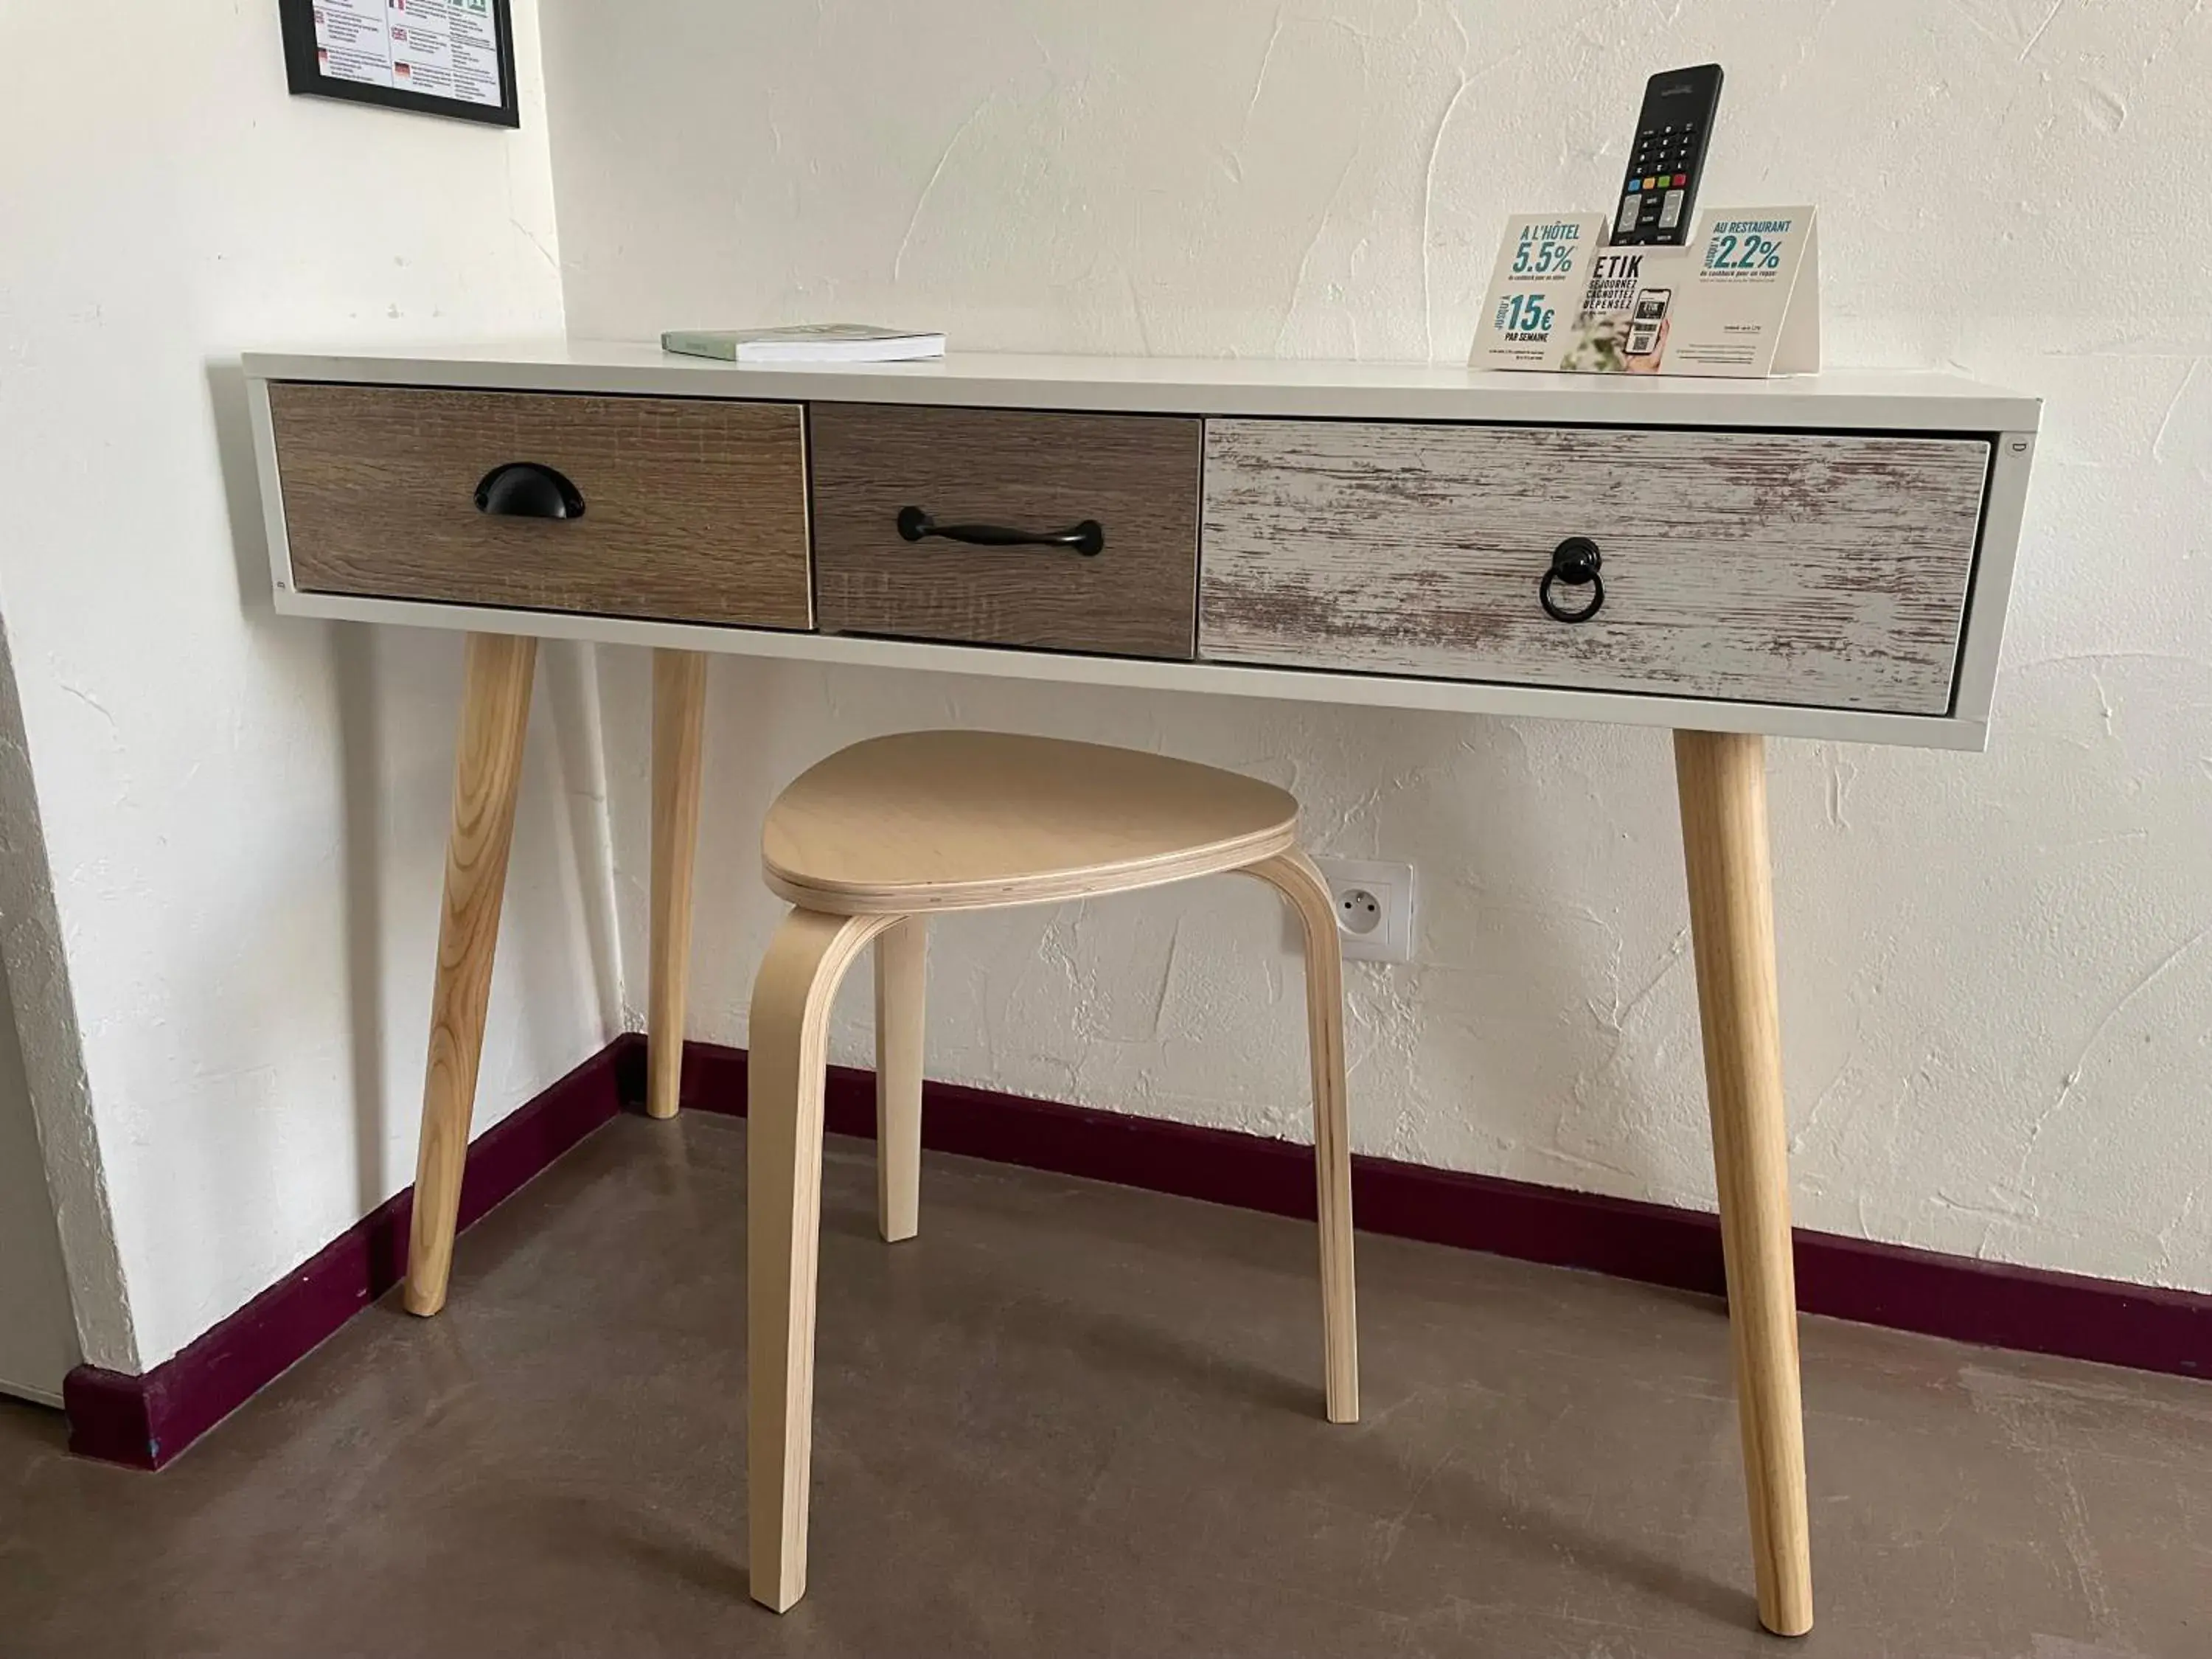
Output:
3,1114,2208,1658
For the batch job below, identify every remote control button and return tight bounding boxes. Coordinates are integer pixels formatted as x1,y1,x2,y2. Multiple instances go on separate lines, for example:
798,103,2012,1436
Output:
1617,192,1641,233
1673,173,1686,186
1659,189,1685,229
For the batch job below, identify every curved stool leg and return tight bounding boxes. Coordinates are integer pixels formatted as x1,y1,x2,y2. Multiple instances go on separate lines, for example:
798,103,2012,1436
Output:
1245,848,1359,1425
873,918,926,1243
748,907,897,1614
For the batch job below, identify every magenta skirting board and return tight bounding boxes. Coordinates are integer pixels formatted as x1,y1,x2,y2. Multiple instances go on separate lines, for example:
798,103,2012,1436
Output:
63,1034,2212,1470
61,1044,627,1470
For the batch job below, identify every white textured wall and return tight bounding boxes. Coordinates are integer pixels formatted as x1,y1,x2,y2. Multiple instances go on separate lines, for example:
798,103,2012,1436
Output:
548,1,2212,1295
0,3,614,1370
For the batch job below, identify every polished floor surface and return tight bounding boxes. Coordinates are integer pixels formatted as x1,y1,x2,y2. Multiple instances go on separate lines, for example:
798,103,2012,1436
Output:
4,1112,2208,1657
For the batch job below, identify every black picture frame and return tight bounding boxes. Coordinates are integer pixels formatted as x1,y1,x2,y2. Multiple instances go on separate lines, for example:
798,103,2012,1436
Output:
279,0,520,129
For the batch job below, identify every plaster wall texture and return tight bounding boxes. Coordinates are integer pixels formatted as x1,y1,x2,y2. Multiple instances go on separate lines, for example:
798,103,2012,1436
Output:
0,2,613,1368
544,0,2212,1293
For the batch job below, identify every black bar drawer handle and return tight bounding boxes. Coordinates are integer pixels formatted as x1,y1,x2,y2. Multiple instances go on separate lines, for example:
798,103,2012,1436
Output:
897,505,1103,557
1540,536,1604,623
476,462,585,520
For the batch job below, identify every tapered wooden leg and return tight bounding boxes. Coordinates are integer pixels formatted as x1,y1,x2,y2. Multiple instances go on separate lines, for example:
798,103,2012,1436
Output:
1245,848,1358,1425
873,918,925,1243
1674,729,1814,1638
404,633,538,1318
748,908,896,1613
647,649,709,1121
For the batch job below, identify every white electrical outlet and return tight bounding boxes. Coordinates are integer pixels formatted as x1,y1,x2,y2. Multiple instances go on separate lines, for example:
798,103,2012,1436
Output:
1311,857,1416,964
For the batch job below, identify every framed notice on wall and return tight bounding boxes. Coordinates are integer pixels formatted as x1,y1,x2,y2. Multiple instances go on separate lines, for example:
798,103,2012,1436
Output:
279,0,520,128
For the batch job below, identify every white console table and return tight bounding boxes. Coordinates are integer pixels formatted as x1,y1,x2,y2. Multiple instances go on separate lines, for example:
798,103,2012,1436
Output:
245,343,2039,1637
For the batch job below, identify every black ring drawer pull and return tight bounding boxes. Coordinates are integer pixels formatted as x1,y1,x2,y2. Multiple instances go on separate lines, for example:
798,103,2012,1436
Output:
475,462,585,520
1540,536,1604,624
897,505,1103,557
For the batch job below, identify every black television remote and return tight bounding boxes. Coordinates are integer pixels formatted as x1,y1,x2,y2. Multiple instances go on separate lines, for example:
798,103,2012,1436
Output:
1609,64,1723,246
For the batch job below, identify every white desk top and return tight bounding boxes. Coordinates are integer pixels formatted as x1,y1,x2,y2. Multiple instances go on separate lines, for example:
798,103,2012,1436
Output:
243,341,2039,751
243,341,2042,434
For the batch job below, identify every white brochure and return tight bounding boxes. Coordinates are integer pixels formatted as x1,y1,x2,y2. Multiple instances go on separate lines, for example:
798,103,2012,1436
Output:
1472,205,1820,379
1469,214,1611,369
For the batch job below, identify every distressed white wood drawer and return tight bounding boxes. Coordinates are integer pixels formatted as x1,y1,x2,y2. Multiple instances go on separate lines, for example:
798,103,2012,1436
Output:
1199,420,1992,714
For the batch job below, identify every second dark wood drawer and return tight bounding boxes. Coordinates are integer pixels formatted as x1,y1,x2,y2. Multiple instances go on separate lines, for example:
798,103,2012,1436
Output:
809,404,1201,658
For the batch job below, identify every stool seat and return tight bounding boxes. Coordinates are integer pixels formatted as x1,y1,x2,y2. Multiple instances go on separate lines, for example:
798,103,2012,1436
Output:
762,730,1298,915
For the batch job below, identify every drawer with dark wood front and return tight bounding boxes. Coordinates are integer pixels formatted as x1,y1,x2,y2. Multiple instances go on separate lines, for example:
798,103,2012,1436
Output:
809,403,1202,659
266,383,813,628
1200,420,1992,714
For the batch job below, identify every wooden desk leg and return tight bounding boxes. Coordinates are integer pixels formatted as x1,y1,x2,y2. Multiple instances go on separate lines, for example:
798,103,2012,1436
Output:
1673,728,1814,1638
647,649,710,1121
404,633,538,1318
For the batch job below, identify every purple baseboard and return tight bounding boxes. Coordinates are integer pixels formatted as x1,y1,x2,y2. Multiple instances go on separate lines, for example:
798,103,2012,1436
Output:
63,1042,628,1470
664,1037,2211,1382
66,1032,2210,1471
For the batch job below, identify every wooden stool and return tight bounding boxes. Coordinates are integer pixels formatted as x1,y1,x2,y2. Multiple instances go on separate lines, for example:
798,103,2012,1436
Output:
744,730,1358,1612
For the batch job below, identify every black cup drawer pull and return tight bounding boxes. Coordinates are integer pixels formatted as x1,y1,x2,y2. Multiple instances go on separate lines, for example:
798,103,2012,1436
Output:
1540,536,1604,623
475,462,585,520
896,505,1104,557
